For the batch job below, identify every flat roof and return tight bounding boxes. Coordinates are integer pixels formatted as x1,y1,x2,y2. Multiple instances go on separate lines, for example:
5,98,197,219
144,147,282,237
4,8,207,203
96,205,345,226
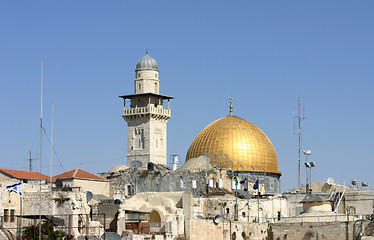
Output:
119,93,174,100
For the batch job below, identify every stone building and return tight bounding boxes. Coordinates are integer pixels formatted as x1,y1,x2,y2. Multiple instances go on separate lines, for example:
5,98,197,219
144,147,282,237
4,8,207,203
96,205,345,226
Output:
53,168,110,197
0,178,97,238
119,51,174,167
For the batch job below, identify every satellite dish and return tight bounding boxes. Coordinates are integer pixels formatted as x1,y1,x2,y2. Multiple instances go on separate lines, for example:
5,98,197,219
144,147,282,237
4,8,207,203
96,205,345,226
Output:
86,191,93,202
327,177,335,186
213,214,222,225
130,160,143,168
351,179,357,186
101,232,122,240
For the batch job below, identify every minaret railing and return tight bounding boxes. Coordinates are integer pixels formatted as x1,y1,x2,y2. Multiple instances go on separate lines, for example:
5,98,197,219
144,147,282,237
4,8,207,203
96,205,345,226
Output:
123,106,170,116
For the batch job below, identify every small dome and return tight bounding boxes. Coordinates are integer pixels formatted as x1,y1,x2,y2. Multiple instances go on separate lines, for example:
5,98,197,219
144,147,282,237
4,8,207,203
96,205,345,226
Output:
108,164,128,173
178,157,214,172
136,51,158,71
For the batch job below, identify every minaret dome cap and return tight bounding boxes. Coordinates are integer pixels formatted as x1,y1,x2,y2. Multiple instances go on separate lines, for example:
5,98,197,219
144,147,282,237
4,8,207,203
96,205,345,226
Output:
136,50,158,71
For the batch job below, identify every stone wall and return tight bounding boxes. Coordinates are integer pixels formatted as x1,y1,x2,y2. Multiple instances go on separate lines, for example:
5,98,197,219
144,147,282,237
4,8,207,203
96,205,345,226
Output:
344,190,374,215
107,168,212,199
189,219,268,240
270,222,353,240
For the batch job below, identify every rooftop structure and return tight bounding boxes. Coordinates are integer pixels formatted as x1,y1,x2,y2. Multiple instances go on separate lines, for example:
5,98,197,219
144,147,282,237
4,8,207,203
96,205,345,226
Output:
0,168,50,182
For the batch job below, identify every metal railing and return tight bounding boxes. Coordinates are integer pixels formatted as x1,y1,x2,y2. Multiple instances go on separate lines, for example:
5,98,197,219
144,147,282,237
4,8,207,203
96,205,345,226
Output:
0,213,109,240
124,221,169,235
123,106,170,116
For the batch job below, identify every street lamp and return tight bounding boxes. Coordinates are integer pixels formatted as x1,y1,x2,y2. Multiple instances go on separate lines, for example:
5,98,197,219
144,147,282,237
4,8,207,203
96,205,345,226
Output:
303,150,314,193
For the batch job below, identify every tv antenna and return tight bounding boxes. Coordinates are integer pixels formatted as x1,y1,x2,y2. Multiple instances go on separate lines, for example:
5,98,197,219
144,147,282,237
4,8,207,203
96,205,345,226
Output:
27,150,37,171
293,97,305,188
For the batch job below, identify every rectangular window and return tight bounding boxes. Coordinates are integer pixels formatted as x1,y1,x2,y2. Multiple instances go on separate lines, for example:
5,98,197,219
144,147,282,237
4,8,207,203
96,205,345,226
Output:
127,185,133,197
3,209,8,222
10,210,15,222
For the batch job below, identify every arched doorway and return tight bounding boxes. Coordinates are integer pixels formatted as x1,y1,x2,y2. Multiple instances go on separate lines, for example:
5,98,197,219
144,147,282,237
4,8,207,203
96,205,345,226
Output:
150,210,161,233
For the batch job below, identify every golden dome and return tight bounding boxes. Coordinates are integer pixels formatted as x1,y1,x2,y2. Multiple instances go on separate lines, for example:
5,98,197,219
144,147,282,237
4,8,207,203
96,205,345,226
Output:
185,115,279,173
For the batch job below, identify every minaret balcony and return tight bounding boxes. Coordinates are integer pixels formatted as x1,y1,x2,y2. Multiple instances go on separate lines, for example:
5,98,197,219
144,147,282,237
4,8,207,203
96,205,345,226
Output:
123,106,171,119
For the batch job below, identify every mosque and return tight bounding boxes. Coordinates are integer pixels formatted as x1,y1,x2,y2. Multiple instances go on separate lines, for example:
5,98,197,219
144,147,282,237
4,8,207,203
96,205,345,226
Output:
114,51,281,195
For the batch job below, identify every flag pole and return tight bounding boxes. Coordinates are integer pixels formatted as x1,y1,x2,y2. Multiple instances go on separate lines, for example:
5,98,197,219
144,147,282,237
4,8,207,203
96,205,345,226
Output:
20,194,22,239
257,188,260,223
247,173,249,223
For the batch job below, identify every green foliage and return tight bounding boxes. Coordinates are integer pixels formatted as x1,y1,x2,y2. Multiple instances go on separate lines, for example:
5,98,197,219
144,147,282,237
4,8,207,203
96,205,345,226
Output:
53,230,65,240
22,225,67,240
22,225,38,239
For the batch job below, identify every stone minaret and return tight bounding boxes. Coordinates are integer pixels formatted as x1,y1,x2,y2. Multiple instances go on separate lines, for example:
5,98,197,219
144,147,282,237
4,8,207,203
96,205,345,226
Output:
120,51,173,167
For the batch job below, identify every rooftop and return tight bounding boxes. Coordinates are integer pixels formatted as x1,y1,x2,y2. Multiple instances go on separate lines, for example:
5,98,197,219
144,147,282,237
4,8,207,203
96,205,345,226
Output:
53,168,107,181
0,168,50,181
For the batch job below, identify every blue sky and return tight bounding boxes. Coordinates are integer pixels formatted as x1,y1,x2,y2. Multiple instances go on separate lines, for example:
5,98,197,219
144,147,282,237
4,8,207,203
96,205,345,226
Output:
1,1,373,192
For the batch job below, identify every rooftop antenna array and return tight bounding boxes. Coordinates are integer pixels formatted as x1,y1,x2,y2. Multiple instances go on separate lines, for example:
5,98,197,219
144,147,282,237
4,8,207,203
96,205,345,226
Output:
28,150,37,171
293,97,305,188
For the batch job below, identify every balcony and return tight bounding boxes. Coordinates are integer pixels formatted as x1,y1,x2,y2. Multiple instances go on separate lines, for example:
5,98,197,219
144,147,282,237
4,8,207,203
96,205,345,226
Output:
123,106,171,120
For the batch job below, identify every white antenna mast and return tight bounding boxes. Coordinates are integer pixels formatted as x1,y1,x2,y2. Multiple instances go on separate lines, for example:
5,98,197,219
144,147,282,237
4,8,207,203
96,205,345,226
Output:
50,103,54,188
39,61,43,240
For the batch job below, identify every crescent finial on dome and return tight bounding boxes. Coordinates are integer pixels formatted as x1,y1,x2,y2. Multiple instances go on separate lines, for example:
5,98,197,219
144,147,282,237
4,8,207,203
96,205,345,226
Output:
229,95,233,116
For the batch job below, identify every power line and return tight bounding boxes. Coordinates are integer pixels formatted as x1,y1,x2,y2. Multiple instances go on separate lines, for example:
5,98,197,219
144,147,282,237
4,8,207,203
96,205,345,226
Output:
41,126,66,173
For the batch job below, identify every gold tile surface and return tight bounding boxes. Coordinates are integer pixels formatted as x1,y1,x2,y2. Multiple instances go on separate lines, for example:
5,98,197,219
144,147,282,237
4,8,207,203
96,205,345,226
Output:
185,115,278,173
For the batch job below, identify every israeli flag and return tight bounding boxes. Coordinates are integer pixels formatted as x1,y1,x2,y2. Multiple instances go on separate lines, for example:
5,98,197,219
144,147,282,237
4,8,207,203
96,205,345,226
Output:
6,182,22,197
253,178,259,190
240,178,248,191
